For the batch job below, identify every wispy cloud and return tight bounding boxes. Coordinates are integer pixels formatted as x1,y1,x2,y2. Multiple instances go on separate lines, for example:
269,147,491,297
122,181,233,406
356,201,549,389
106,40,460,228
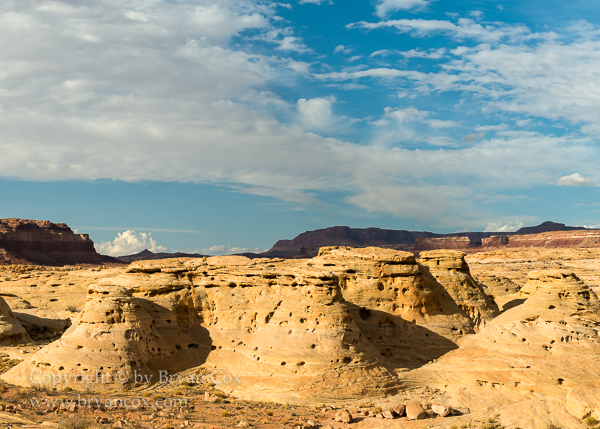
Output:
374,0,432,18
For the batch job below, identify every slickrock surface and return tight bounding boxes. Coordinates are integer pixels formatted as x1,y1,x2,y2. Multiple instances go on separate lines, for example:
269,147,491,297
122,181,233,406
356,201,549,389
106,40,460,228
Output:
419,250,499,331
0,218,117,266
406,269,600,428
0,265,122,314
2,282,210,389
0,295,31,345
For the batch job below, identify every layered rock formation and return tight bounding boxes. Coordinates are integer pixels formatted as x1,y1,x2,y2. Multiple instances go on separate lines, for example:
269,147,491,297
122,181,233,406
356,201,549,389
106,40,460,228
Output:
419,250,499,330
0,219,116,266
413,236,477,251
483,230,600,249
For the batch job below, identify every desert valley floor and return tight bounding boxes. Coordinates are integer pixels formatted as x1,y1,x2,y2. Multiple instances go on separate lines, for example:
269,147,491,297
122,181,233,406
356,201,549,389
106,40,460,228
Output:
0,246,599,429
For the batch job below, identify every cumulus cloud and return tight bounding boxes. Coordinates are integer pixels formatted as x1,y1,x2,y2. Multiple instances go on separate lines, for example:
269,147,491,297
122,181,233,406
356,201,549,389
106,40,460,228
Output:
375,0,431,18
556,173,593,187
96,231,167,256
297,97,336,131
484,220,524,233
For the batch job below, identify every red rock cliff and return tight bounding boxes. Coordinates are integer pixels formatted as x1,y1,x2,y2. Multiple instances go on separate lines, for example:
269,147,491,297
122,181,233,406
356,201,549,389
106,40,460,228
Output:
0,219,117,266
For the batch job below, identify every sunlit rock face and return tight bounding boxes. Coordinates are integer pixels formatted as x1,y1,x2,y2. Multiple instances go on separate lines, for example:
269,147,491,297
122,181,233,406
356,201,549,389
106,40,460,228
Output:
419,250,500,331
0,295,31,345
1,282,209,389
410,270,600,396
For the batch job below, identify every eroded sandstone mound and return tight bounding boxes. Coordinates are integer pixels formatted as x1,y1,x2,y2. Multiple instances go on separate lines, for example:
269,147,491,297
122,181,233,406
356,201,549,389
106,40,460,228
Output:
1,282,210,389
407,269,600,427
312,247,477,370
419,250,499,330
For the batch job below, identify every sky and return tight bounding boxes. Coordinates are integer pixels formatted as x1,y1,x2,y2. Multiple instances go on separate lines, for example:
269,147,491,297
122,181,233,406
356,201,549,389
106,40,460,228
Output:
1,0,600,256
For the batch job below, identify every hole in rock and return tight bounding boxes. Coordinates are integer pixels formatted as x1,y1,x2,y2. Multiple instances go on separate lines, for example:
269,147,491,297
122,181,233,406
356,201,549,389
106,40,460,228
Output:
557,378,564,385
359,308,371,321
311,344,316,349
281,362,286,366
377,283,384,291
342,357,352,364
188,344,199,349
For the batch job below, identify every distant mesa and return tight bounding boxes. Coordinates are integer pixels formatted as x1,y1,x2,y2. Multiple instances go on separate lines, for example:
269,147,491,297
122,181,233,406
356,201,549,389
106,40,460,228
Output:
260,222,600,258
115,249,209,264
0,218,119,266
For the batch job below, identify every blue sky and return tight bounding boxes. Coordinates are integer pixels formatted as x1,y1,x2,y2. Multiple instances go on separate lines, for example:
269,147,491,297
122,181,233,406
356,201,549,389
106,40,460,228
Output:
1,0,600,255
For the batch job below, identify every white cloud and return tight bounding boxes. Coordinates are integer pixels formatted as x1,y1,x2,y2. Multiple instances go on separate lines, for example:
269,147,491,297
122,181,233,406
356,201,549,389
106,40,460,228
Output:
299,0,332,4
334,45,352,54
277,36,309,52
556,173,593,187
484,220,524,233
96,231,167,256
375,0,431,18
297,97,336,130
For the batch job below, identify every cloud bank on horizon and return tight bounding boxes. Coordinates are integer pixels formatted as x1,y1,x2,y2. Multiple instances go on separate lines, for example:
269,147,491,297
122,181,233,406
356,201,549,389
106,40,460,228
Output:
0,0,599,239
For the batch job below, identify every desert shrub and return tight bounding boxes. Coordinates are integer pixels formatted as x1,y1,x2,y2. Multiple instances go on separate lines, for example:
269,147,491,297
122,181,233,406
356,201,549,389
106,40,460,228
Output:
66,305,78,312
221,410,230,417
266,410,273,416
586,416,598,426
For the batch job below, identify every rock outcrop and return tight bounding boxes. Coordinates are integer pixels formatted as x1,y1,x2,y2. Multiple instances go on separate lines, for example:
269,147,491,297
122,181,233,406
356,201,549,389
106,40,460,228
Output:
313,247,476,370
0,219,117,266
419,250,499,330
187,253,399,403
1,282,210,389
410,269,600,395
3,247,488,403
0,296,31,345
